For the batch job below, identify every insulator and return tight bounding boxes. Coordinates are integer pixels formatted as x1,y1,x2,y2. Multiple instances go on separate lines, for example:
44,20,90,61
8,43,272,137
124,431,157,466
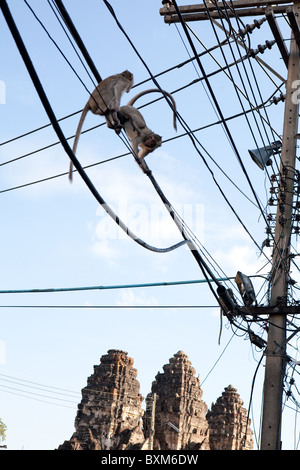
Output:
266,227,272,234
279,203,285,213
267,214,273,221
269,197,275,206
279,192,286,201
248,40,276,57
271,174,277,182
248,48,256,58
280,179,287,190
279,216,286,226
270,186,276,193
270,93,285,105
257,44,265,54
238,18,266,37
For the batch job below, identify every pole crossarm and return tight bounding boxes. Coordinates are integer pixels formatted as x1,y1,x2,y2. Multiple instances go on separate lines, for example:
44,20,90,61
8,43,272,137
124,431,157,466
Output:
238,305,300,316
160,0,293,21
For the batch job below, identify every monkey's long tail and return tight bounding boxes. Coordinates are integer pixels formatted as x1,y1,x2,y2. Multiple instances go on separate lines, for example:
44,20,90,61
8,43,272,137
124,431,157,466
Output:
127,89,177,131
69,104,89,182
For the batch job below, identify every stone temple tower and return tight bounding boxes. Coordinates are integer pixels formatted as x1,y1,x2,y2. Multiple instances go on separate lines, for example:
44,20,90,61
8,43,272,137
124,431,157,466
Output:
144,350,210,450
58,350,254,451
58,349,145,450
206,385,254,450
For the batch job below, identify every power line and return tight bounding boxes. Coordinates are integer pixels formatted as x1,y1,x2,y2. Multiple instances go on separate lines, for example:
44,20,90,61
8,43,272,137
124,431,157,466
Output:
0,305,219,309
2,0,280,328
0,373,79,394
1,0,191,256
0,387,76,409
102,0,285,313
0,376,79,398
170,0,280,238
0,276,232,294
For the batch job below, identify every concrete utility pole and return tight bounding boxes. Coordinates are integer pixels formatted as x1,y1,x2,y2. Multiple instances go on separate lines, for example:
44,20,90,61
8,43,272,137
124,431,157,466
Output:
149,393,157,450
261,1,300,450
160,0,300,450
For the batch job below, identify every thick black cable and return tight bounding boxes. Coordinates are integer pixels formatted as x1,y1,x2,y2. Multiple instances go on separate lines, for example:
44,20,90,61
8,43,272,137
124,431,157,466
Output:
53,0,102,83
1,1,268,313
103,3,285,330
168,0,287,291
215,1,282,172
170,0,277,234
103,0,290,324
25,1,226,299
0,0,187,255
102,0,279,293
202,2,283,223
47,0,98,88
40,0,227,294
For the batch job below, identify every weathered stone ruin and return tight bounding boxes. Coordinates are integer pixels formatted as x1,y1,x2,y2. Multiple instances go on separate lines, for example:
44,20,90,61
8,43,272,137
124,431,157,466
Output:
143,350,209,450
207,384,254,450
58,349,253,450
58,349,144,450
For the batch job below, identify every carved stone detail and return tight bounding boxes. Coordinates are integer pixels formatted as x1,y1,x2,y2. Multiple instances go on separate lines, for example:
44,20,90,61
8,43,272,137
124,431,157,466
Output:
143,351,210,450
58,351,253,451
58,349,144,450
206,385,254,450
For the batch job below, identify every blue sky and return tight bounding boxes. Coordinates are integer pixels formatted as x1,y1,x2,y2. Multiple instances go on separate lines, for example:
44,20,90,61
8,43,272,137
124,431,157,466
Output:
0,0,299,450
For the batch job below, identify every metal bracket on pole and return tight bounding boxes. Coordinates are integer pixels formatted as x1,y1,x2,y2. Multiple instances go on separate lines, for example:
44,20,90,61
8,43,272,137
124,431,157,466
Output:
265,8,289,67
287,6,300,48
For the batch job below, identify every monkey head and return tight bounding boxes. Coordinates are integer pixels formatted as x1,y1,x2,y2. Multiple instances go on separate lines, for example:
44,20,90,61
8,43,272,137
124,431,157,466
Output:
143,133,162,151
122,70,134,91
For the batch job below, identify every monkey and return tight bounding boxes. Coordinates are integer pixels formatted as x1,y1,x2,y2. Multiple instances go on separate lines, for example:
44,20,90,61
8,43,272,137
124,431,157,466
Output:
69,70,134,181
106,89,177,173
126,88,177,132
114,105,162,173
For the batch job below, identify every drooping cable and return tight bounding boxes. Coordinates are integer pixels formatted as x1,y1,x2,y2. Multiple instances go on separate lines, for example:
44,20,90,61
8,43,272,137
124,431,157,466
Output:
102,0,282,303
166,0,287,291
0,0,187,255
170,0,275,231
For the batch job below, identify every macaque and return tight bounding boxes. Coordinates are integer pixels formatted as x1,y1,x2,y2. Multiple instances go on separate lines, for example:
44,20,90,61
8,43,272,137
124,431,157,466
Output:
108,89,177,173
69,70,134,181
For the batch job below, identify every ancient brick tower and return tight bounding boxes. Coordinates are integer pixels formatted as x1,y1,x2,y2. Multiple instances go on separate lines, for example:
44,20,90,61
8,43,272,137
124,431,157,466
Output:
144,350,210,450
58,349,145,450
206,385,254,450
58,350,254,450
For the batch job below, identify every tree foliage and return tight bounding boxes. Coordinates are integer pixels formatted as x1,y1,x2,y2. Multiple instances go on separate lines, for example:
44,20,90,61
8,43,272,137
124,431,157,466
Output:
0,419,7,442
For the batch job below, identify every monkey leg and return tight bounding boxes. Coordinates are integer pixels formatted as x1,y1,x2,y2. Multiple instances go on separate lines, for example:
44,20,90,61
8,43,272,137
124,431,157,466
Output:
110,109,122,134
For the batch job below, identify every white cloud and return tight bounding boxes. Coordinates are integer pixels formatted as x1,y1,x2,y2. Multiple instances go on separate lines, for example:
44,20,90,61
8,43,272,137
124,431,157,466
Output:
213,243,270,276
116,289,158,307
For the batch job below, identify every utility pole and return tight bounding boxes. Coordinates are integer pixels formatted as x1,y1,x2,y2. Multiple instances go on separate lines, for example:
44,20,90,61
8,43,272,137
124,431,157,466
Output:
260,1,300,450
160,0,300,450
148,392,157,450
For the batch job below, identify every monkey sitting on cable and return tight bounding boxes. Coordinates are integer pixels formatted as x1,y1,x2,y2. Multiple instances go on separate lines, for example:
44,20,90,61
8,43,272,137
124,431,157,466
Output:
69,70,134,181
106,89,177,173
